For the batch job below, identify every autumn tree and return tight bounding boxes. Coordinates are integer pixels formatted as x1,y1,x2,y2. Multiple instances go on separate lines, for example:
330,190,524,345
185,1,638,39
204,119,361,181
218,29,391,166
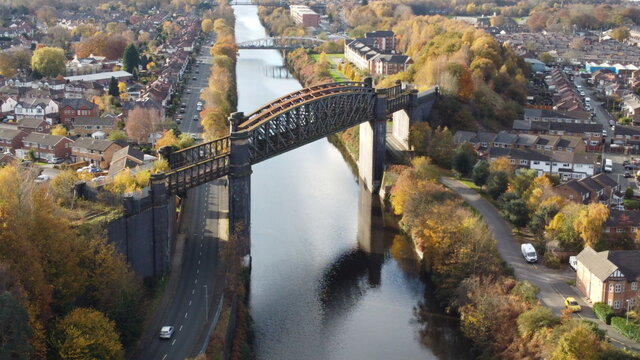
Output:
517,306,559,338
539,52,555,65
573,203,609,248
0,53,16,77
108,130,128,142
550,323,602,360
50,125,68,136
31,47,66,78
489,156,513,175
202,18,214,33
0,291,32,359
487,171,509,199
610,26,630,42
155,129,179,149
52,308,124,360
125,108,163,144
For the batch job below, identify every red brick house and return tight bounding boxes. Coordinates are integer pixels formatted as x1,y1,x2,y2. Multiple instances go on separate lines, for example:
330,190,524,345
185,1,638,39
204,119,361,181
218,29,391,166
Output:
15,132,72,162
576,246,640,311
17,118,51,134
0,128,27,154
59,98,98,126
71,138,123,169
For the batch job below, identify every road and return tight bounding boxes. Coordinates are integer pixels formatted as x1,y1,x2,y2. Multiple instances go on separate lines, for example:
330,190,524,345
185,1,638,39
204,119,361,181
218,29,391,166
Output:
133,39,229,360
441,177,640,352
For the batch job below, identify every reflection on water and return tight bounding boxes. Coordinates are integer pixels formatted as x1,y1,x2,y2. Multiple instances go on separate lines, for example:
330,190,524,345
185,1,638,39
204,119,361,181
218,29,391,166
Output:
235,5,473,359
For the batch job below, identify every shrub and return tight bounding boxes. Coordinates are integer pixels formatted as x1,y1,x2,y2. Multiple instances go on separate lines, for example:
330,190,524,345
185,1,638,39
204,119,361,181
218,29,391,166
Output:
611,316,640,341
544,252,561,269
511,280,539,304
517,306,559,337
593,302,615,325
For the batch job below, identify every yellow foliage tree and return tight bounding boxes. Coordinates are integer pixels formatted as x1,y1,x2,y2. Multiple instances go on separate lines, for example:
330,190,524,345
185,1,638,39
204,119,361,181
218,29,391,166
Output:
155,130,179,149
489,156,513,175
573,203,609,248
53,308,124,360
51,124,68,136
118,82,127,99
201,18,214,33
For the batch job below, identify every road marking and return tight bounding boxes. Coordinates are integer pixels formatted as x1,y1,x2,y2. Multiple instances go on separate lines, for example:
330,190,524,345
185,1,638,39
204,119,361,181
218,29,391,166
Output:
197,269,199,274
180,325,183,331
195,279,198,284
172,339,176,346
201,243,203,248
199,251,202,256
198,260,201,265
189,300,192,306
185,312,188,318
162,354,167,360
192,289,195,295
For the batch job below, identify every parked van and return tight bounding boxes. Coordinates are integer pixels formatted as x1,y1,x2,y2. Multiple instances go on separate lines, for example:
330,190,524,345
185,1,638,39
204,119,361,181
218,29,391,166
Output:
569,256,577,271
604,158,613,172
521,243,538,263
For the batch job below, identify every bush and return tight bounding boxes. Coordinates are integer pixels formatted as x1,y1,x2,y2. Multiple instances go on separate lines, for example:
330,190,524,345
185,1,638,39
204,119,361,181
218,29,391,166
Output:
511,280,539,304
611,316,640,341
544,252,561,269
593,302,615,325
517,306,559,337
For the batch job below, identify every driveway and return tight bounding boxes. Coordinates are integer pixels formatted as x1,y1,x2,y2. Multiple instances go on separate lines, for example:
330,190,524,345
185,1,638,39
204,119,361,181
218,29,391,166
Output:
441,177,640,352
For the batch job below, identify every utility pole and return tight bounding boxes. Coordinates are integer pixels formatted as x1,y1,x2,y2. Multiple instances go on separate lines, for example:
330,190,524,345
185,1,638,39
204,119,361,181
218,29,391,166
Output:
627,299,631,325
204,285,209,320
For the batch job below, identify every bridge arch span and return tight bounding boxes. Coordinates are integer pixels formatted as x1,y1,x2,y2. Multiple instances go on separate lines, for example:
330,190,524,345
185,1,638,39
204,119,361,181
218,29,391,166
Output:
236,37,326,50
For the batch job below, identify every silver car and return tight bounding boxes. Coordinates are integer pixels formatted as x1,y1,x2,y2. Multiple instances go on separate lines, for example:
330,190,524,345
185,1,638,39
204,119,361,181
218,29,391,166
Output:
159,326,174,339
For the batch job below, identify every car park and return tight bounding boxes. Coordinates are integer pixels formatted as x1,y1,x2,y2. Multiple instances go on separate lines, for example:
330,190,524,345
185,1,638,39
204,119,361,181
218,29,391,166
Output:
564,297,581,312
159,326,174,339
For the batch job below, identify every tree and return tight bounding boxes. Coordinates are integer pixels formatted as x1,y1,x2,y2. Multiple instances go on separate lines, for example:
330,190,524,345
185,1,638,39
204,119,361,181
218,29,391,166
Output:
517,306,559,338
201,18,214,33
118,82,127,99
155,130,179,149
122,44,140,73
52,308,124,360
499,193,530,228
486,171,509,199
51,125,67,136
125,108,162,144
472,160,490,187
108,130,128,142
452,143,477,177
0,292,32,359
489,156,513,175
573,203,609,247
530,203,560,237
31,47,66,78
108,77,119,97
610,26,630,42
0,53,16,77
550,323,602,360
539,52,555,65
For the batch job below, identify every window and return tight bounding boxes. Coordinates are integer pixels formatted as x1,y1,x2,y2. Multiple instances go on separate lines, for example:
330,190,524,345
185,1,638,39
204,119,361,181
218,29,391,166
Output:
510,159,516,164
608,299,613,306
610,283,614,292
633,282,638,291
533,161,540,165
614,300,621,309
617,228,625,233
520,160,527,165
615,284,622,293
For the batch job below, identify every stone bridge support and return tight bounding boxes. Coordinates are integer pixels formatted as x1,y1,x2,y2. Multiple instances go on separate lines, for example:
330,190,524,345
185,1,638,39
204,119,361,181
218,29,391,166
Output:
357,181,385,286
359,87,387,192
228,112,252,256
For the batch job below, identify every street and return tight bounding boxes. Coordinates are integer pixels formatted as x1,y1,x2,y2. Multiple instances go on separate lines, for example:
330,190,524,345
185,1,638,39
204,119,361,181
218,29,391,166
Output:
442,177,640,352
133,38,230,360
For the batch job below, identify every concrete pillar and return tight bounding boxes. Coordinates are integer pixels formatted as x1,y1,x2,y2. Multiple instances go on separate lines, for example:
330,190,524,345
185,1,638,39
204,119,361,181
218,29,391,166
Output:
150,172,170,277
356,181,385,286
359,89,387,191
228,112,252,256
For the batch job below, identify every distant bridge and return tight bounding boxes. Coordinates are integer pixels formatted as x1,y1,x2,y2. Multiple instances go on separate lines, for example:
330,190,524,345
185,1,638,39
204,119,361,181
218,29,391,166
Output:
236,37,326,50
214,0,326,8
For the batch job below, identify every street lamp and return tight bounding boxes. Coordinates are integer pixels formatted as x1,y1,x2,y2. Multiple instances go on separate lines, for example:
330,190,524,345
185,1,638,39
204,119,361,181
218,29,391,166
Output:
627,299,631,325
204,285,209,320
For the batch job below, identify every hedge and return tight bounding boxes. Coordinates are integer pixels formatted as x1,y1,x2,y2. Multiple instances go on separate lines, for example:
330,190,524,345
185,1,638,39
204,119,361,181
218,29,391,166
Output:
611,317,640,342
593,302,615,324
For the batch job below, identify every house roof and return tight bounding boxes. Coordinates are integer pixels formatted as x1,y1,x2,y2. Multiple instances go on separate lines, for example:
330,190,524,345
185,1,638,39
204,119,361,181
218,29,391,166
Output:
73,117,115,127
72,137,117,152
109,146,145,174
494,130,518,144
605,209,640,228
454,130,476,144
577,246,620,282
516,133,538,146
578,176,604,193
18,117,46,128
60,98,95,109
592,173,618,188
0,128,24,140
558,179,591,196
23,132,69,147
549,122,603,134
475,132,497,143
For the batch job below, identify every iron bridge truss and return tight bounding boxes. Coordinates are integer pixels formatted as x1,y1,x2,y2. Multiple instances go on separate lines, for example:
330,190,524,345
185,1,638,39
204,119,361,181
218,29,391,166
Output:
165,81,411,194
236,37,326,50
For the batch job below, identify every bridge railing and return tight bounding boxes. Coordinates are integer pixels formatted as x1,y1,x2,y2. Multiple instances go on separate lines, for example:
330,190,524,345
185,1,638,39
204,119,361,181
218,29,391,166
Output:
168,136,231,170
239,81,371,130
165,154,230,195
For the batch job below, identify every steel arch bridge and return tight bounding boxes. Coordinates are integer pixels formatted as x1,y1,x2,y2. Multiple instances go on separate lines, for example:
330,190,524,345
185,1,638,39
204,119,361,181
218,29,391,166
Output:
162,81,415,195
236,37,326,50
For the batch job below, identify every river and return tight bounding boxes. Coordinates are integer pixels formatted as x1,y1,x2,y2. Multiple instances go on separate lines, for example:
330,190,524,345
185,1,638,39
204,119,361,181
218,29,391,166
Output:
234,5,473,359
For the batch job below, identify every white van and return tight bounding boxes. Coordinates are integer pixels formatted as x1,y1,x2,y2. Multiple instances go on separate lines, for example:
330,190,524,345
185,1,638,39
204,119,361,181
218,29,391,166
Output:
569,256,577,271
521,243,538,263
604,158,613,173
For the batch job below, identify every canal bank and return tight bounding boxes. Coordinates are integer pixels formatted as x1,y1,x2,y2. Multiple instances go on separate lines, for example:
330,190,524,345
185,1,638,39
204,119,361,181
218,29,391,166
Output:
234,5,473,360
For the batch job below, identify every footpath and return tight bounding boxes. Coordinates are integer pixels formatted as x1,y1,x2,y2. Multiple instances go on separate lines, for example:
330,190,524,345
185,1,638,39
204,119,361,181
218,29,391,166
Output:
441,177,640,353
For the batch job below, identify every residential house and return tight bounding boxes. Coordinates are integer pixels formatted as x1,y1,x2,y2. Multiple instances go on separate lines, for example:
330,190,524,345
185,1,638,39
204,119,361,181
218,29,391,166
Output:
71,138,123,169
576,246,640,311
524,108,592,124
493,131,518,148
344,31,412,76
555,173,621,204
604,210,640,237
0,128,26,153
108,145,144,175
15,132,72,162
72,117,117,136
17,118,51,134
488,147,596,179
622,93,640,121
14,98,58,123
64,70,132,85
59,98,99,126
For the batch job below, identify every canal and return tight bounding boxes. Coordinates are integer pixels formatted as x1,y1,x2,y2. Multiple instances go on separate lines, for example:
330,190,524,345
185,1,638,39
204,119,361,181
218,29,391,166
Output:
234,5,473,359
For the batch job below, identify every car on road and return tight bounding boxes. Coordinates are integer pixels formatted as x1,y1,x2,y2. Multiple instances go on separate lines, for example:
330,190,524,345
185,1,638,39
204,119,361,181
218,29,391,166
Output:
193,115,199,121
192,76,197,80
34,174,50,183
521,243,538,263
625,170,632,178
604,158,613,172
564,297,581,312
159,326,174,339
49,157,65,164
179,108,186,113
625,164,637,171
186,89,192,94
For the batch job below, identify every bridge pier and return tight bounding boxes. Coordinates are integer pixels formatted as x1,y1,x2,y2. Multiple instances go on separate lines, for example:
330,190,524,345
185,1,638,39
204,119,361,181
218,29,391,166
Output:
358,88,387,192
228,112,252,256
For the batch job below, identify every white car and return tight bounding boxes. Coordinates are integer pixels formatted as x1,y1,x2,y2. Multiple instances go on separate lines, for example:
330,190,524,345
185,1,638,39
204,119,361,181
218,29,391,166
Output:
159,326,174,339
34,174,50,183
